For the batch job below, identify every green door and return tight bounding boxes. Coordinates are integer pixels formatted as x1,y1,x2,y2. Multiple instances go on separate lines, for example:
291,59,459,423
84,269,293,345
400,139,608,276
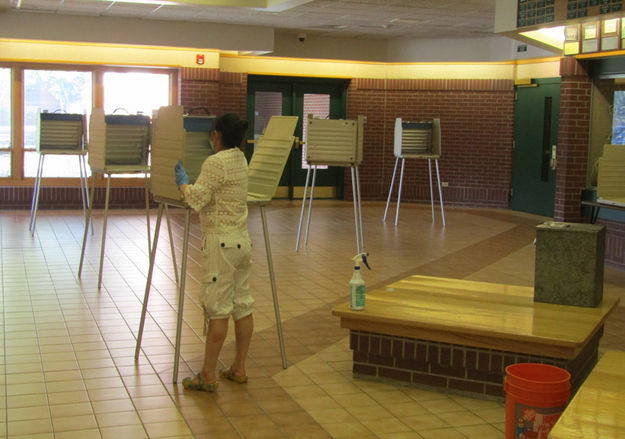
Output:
511,78,560,217
246,75,348,199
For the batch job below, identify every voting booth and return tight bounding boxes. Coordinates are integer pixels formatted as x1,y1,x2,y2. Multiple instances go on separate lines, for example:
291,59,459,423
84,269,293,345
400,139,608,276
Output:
134,113,298,382
383,117,445,226
296,114,367,253
29,112,89,235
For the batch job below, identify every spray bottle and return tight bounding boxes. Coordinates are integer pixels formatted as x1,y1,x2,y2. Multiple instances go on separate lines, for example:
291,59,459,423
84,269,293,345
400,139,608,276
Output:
350,252,371,310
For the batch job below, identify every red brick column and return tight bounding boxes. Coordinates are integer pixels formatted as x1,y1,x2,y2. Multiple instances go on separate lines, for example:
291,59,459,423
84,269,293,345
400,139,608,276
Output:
554,58,592,222
219,72,248,116
180,67,220,114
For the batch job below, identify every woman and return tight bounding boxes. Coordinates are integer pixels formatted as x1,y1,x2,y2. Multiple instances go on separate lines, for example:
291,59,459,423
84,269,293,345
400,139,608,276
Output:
174,113,252,392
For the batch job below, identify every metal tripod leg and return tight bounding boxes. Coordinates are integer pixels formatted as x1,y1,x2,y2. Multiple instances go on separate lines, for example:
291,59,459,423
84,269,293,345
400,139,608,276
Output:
97,174,112,290
435,159,446,227
260,205,287,369
144,170,151,255
164,204,179,285
355,166,364,250
383,157,399,223
78,173,97,279
134,203,164,361
428,159,435,223
351,167,361,254
172,207,191,383
78,154,93,235
30,154,45,236
295,166,311,252
303,166,317,247
394,158,405,226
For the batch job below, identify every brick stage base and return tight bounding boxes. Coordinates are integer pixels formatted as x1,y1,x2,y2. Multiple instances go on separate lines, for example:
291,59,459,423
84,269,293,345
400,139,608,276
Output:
350,327,602,400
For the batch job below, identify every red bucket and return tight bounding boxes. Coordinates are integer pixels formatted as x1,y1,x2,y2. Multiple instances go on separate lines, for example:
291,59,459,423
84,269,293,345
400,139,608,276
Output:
504,363,570,439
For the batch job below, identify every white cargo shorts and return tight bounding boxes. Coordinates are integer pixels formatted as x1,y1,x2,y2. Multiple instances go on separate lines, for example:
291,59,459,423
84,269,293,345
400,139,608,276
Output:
200,233,253,321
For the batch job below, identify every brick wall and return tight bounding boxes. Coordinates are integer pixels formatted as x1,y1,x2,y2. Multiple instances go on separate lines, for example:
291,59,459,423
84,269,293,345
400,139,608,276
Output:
180,67,220,115
554,58,592,222
346,78,515,208
350,327,601,400
0,186,151,210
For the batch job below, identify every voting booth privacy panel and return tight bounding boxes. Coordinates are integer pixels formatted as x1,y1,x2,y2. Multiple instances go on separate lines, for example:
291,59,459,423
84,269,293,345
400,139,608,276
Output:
150,105,216,201
248,115,299,201
394,118,441,158
306,114,365,166
88,108,151,170
38,113,86,152
597,144,625,206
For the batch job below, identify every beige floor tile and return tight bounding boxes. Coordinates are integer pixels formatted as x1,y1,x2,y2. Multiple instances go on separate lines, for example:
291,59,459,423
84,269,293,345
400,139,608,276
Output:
307,407,357,424
418,427,468,439
10,433,55,439
461,423,505,438
322,421,373,438
96,411,142,428
52,414,98,432
361,417,413,435
138,407,184,424
143,420,193,438
7,405,50,421
54,429,103,439
402,414,449,431
47,390,90,405
100,424,148,439
49,402,93,418
7,418,53,436
7,394,49,409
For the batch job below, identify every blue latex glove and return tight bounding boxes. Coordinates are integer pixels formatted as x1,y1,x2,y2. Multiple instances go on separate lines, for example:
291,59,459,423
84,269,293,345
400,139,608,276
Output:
174,160,189,188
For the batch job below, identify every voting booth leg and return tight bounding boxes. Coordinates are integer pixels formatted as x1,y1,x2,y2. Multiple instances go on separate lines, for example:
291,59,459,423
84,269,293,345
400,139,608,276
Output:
96,174,112,290
351,167,363,254
428,159,435,223
260,205,288,369
29,154,45,236
383,157,400,223
78,154,93,235
144,171,152,255
164,204,179,286
435,159,446,227
395,158,406,227
172,208,192,383
134,202,164,361
78,174,97,279
355,166,365,250
295,166,311,252
304,166,317,248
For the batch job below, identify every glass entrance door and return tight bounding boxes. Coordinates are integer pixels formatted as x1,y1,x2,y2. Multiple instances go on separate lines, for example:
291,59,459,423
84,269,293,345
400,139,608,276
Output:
246,75,348,199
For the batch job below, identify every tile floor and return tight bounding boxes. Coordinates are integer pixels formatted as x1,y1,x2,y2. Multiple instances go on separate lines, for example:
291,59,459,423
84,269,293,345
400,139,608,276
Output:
1,200,624,438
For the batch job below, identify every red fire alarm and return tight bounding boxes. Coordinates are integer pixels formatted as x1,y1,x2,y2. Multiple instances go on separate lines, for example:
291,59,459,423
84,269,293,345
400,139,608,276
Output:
196,54,205,65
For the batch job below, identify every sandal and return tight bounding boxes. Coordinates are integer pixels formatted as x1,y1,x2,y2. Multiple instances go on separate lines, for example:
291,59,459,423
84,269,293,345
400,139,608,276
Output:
182,373,218,392
220,367,248,384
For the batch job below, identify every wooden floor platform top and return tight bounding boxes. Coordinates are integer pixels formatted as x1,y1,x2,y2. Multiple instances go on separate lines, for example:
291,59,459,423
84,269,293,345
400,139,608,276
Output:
549,350,625,439
332,275,620,359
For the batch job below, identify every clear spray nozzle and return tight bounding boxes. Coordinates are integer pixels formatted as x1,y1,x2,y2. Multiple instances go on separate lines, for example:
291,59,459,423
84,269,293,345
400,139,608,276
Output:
352,252,371,270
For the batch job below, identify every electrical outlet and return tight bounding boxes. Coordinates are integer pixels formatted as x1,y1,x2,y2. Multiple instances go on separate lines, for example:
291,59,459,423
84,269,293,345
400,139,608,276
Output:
441,182,449,187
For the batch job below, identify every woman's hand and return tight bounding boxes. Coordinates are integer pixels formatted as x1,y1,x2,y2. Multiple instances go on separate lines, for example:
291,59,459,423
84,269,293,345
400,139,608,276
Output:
175,160,189,190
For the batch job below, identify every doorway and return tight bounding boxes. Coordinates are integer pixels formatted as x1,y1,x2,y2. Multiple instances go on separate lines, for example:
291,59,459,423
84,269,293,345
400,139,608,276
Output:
511,78,561,217
246,75,349,199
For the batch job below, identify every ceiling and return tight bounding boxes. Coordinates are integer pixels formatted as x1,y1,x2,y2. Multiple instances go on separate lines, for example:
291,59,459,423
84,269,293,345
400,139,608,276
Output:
7,0,497,40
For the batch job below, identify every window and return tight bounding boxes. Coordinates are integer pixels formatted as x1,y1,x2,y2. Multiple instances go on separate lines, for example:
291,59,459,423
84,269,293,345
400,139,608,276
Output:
0,68,10,177
103,71,169,116
23,69,92,178
613,90,625,144
103,71,170,177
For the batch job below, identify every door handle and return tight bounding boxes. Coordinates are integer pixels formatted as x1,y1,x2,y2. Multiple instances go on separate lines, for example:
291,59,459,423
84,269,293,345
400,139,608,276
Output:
550,144,557,170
